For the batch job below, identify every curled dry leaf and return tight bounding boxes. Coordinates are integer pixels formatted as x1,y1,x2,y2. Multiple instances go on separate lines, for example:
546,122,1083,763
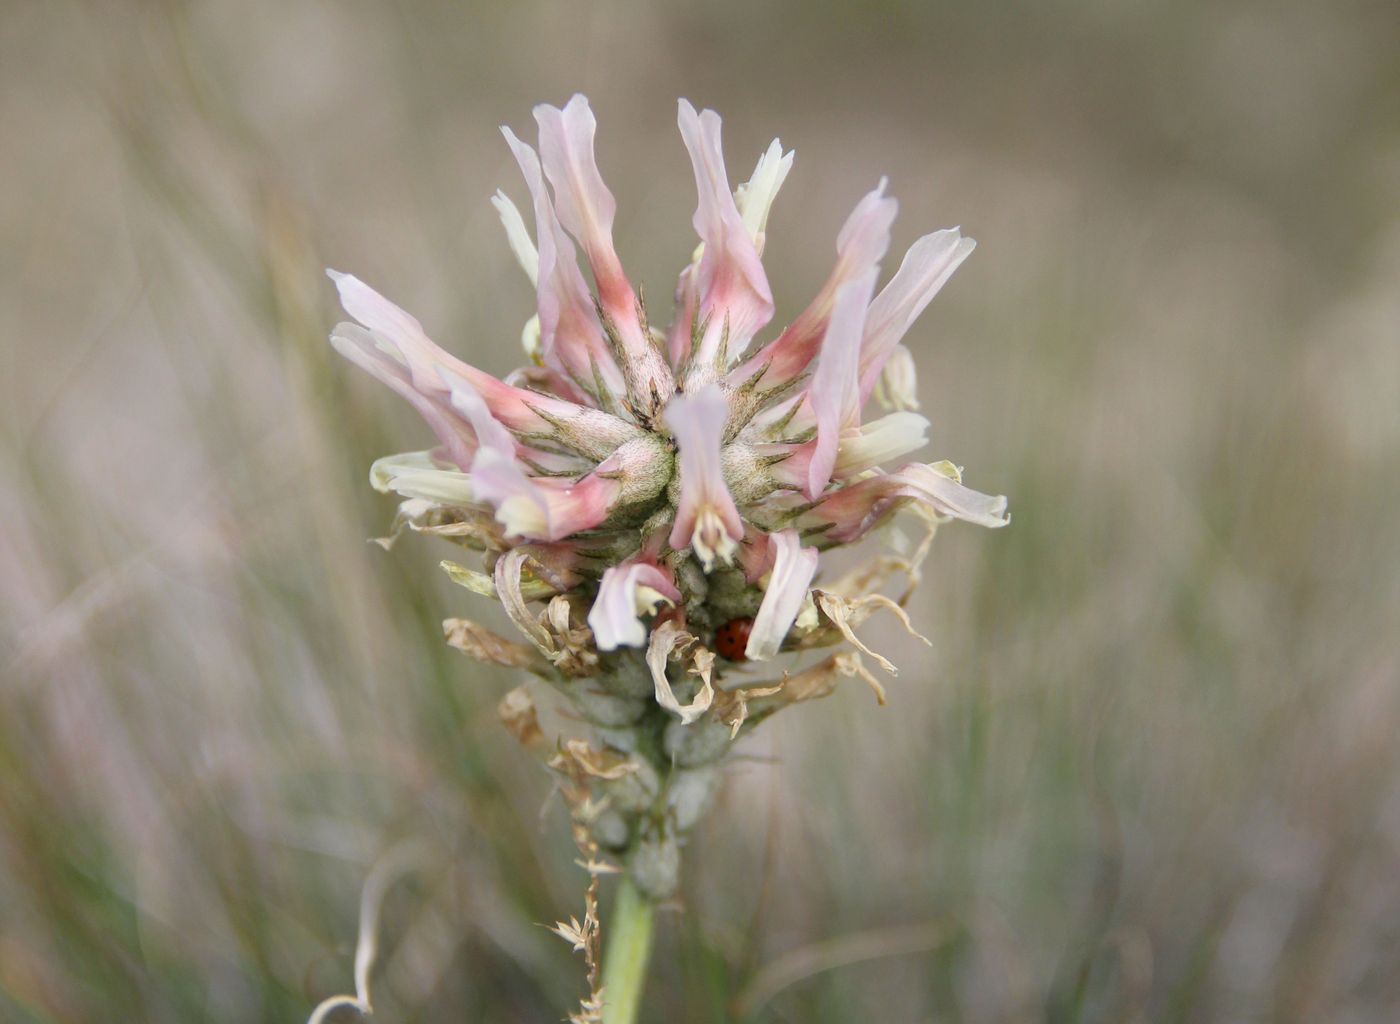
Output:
645,620,715,724
812,590,930,676
716,649,888,734
444,618,545,670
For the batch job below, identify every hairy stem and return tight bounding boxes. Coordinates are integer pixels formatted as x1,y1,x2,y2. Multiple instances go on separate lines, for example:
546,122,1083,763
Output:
600,877,655,1024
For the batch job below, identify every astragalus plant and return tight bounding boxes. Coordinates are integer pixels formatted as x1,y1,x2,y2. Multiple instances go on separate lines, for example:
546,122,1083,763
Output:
325,94,1007,1022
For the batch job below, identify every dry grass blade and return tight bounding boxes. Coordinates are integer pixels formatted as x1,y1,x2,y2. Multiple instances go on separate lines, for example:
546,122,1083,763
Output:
731,921,951,1019
306,840,437,1024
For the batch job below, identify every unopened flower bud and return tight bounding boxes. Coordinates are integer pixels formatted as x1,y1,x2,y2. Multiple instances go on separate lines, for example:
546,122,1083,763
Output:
663,716,733,767
874,344,920,412
566,682,646,727
591,808,630,850
598,435,675,516
629,832,680,900
667,765,722,831
604,756,660,813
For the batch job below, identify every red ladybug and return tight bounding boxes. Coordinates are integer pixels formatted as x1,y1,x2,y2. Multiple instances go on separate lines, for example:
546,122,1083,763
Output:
714,617,754,661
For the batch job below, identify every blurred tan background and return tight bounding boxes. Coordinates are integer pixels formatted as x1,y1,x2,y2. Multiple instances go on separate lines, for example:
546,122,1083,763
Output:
4,1,1400,1021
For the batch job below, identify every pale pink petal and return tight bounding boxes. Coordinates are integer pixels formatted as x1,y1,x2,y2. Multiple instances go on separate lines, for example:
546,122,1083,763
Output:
490,189,538,286
858,228,975,402
468,452,620,541
468,447,553,539
677,100,774,372
501,128,626,401
533,95,628,311
534,473,622,538
814,461,1009,542
588,559,683,650
442,370,620,540
328,269,474,395
440,369,518,456
667,262,698,367
737,524,775,583
806,269,878,498
745,529,819,661
330,322,477,470
524,96,674,414
328,269,615,441
727,180,896,390
663,384,744,570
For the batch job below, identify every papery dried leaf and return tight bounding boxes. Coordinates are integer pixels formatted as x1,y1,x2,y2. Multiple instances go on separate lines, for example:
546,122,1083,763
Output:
541,595,602,676
444,618,545,670
718,649,885,732
712,680,786,736
497,687,546,749
549,739,639,781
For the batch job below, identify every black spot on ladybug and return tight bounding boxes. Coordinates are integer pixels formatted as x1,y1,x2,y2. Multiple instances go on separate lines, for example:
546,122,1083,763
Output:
715,617,754,661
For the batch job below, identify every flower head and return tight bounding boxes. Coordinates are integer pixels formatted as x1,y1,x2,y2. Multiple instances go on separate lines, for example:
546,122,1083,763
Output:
329,95,1008,898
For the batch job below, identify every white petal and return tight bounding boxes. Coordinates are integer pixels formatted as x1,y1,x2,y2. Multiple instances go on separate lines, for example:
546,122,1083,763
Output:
807,270,878,498
588,562,679,651
745,529,820,661
491,190,539,286
834,412,930,475
370,451,477,504
911,461,1010,528
735,139,793,254
859,229,975,396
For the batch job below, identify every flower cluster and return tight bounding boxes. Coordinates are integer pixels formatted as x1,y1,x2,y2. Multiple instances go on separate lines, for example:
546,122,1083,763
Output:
329,95,1007,900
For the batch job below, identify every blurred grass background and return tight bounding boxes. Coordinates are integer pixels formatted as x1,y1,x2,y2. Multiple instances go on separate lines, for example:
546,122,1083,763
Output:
4,0,1400,1020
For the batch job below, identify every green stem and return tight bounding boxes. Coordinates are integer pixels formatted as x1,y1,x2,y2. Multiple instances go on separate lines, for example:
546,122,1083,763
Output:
600,877,655,1024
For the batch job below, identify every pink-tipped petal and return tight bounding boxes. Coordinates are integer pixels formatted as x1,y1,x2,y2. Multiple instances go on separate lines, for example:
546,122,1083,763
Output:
534,95,628,310
667,263,698,367
328,269,609,440
330,322,477,470
806,269,878,498
522,97,673,414
858,229,975,402
469,451,620,541
588,559,683,650
442,370,620,541
440,369,518,456
664,384,744,570
501,128,626,401
728,181,896,390
677,100,774,371
745,529,819,660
